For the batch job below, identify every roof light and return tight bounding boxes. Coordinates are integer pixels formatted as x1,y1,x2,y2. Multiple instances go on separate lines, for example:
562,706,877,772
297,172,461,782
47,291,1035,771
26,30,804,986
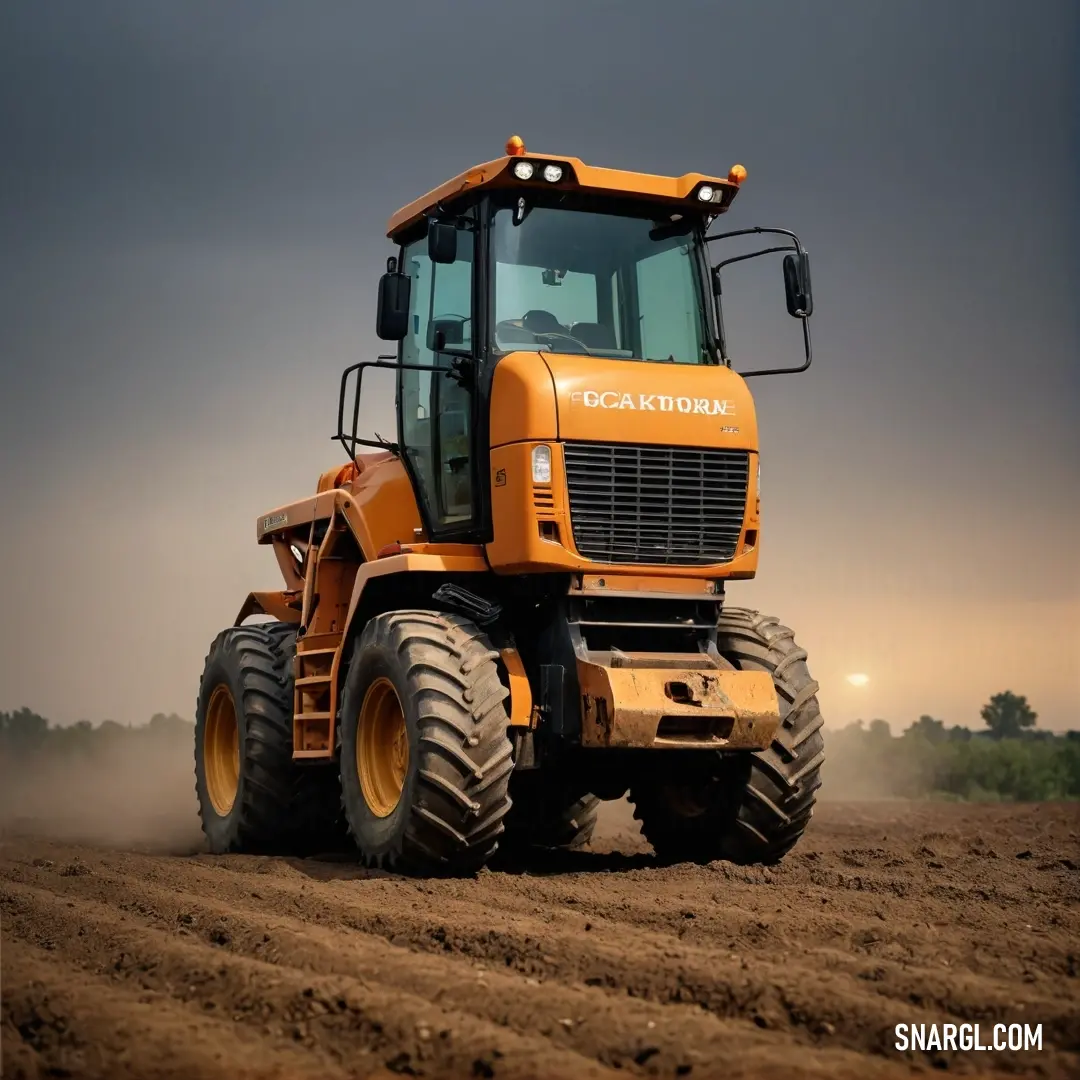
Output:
697,185,715,202
728,163,747,185
513,160,535,180
542,163,563,183
506,134,526,156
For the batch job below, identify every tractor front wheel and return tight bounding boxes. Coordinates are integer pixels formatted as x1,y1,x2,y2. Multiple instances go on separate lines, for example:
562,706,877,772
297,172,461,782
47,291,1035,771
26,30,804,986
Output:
630,608,825,866
338,610,515,875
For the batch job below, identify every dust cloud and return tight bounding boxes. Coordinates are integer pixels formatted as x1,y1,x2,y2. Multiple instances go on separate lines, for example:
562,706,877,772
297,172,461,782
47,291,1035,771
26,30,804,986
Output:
0,718,895,858
0,728,204,854
816,747,899,802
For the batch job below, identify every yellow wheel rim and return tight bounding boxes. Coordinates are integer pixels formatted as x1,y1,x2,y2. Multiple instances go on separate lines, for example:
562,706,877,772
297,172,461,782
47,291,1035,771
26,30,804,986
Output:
357,677,409,818
205,683,240,815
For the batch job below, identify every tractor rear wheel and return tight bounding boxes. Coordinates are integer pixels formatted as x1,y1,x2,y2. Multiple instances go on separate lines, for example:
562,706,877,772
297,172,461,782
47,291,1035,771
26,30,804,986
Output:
338,610,515,875
196,621,349,856
630,608,825,866
195,623,296,854
503,775,600,852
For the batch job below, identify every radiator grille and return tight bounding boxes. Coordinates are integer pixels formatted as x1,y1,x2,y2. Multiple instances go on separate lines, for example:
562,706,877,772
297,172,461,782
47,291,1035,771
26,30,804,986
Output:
563,442,749,566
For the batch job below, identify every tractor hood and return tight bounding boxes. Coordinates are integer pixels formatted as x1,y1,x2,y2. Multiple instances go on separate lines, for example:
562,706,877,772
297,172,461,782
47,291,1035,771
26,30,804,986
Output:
540,352,759,449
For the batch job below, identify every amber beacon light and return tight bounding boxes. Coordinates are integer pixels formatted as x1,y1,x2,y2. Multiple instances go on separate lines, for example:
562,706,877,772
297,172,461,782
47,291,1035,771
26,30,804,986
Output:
505,134,526,156
728,163,748,185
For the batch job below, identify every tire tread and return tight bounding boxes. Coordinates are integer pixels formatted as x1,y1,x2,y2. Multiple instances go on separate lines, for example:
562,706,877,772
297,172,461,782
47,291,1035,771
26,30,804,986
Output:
630,605,825,866
342,609,514,875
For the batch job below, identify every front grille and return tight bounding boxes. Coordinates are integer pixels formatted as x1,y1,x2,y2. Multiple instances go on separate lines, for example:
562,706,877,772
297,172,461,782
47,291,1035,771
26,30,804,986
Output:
563,442,749,565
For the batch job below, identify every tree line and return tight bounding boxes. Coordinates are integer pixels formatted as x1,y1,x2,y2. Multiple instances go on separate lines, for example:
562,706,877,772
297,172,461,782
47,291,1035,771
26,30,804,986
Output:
0,708,192,758
831,692,1080,802
2,691,1077,802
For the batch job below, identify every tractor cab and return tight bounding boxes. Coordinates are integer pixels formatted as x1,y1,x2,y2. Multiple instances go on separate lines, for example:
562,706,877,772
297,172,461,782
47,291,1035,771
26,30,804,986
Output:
338,136,813,548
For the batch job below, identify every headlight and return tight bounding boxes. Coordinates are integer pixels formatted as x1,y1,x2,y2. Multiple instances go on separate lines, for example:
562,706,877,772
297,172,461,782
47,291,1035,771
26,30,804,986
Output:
531,445,552,484
694,183,725,204
542,164,563,183
513,161,535,180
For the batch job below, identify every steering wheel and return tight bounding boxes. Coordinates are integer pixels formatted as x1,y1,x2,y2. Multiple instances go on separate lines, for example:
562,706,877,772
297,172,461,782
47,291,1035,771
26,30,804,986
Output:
534,330,592,353
433,313,470,329
495,318,537,340
521,308,565,334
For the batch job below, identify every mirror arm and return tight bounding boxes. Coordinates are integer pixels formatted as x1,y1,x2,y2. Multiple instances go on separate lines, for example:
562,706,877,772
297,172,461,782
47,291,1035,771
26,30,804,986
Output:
706,225,813,377
740,319,813,379
705,225,806,254
712,269,729,365
713,244,796,271
709,245,798,367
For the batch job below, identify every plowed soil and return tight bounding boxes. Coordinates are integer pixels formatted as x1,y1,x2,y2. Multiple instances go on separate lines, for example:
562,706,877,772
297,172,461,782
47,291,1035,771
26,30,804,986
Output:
2,800,1078,1079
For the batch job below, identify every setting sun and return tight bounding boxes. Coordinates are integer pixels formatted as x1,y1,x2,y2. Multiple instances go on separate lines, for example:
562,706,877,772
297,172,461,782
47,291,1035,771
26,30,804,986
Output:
846,673,871,687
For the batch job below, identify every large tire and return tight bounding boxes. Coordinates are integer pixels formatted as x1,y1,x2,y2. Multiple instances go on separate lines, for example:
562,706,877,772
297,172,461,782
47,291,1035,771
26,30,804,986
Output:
502,775,600,852
630,608,825,866
196,621,348,856
195,622,296,854
338,610,515,875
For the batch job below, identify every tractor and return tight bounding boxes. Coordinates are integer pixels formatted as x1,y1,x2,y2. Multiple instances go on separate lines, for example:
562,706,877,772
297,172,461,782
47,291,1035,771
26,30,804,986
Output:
194,135,825,874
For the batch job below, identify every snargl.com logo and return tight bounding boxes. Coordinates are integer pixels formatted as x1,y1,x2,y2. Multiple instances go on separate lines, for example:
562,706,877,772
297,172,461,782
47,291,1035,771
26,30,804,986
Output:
894,1023,1043,1053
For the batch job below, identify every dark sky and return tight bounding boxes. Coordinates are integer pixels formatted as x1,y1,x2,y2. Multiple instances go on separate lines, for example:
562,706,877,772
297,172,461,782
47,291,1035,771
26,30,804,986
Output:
1,0,1077,731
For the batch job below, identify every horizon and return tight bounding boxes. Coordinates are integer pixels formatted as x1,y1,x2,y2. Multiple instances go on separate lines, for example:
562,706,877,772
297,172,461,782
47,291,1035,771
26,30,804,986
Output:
5,704,1075,737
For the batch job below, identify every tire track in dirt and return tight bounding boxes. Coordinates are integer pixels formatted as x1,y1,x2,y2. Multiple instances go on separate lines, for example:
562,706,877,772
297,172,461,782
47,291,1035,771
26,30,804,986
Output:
3,879,620,1080
40,838,1071,1055
3,802,1078,1079
3,865,911,1079
3,939,343,1080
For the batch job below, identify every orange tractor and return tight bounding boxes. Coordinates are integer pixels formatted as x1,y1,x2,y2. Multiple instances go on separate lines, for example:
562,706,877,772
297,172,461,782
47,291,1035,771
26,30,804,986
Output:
195,136,824,874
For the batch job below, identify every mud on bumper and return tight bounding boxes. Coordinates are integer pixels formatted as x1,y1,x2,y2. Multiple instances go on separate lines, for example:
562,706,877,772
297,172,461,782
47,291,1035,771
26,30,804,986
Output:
577,659,780,750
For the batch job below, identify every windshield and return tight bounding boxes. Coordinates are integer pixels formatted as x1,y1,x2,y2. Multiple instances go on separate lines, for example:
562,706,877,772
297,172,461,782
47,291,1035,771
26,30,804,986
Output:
490,204,713,364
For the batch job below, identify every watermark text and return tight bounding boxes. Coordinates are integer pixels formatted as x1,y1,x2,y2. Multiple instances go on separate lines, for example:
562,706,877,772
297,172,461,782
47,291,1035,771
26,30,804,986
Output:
895,1023,1042,1053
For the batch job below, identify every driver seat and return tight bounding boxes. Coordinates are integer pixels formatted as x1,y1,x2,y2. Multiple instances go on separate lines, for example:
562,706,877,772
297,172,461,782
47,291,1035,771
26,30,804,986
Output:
522,309,567,336
569,322,617,350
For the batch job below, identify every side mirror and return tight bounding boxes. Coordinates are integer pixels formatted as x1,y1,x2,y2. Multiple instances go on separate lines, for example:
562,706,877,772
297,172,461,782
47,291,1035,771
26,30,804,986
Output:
376,271,411,340
783,251,813,318
427,220,458,264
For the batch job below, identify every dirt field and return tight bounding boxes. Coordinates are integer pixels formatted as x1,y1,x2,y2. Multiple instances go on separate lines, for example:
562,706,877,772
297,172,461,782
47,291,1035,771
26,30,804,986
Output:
2,800,1077,1079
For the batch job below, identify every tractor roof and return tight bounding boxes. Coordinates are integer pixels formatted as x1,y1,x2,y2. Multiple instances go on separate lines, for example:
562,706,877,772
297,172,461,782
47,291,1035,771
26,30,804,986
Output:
385,135,747,239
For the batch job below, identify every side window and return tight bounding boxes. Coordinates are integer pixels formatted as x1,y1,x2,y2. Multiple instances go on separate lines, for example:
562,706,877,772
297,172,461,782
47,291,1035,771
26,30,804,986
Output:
635,244,702,363
399,232,476,528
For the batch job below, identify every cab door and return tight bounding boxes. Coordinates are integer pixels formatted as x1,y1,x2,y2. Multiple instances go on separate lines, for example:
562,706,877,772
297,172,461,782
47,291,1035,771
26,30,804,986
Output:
397,224,479,535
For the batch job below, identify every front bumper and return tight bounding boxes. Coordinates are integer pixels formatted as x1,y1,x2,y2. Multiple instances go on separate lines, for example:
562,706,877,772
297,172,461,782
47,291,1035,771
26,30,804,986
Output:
577,658,780,749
